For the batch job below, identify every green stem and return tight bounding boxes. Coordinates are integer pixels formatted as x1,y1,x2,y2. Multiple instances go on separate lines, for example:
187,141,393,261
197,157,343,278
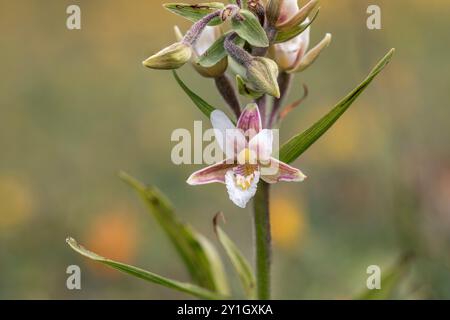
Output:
253,181,271,300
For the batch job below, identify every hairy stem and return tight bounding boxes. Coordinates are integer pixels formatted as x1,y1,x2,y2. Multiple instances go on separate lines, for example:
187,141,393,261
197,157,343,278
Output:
224,33,253,67
215,74,241,119
252,27,277,57
183,11,221,45
253,181,271,300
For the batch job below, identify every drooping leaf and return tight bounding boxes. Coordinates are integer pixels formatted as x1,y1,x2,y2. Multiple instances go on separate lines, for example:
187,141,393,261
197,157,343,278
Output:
213,213,256,299
66,237,225,300
118,172,229,295
198,32,245,68
163,2,225,26
173,71,217,118
279,48,395,164
274,9,319,44
231,9,269,47
357,254,413,300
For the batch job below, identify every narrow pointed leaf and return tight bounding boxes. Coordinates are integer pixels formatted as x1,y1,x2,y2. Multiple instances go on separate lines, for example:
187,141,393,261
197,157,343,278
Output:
231,9,269,47
289,33,332,73
198,32,245,68
214,213,256,299
66,238,225,300
276,0,319,32
173,71,217,118
164,3,225,26
119,172,229,295
274,9,319,44
357,254,412,300
279,48,395,164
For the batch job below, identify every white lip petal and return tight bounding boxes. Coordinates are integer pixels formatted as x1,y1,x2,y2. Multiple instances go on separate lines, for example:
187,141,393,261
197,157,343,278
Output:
211,110,245,159
249,129,273,162
225,170,260,208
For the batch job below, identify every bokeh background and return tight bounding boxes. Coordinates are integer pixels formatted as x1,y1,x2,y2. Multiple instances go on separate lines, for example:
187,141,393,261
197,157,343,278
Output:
1,0,449,299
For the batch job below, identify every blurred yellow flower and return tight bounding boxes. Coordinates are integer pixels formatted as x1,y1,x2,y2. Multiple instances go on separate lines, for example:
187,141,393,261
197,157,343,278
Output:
0,176,34,230
85,208,138,277
270,195,307,250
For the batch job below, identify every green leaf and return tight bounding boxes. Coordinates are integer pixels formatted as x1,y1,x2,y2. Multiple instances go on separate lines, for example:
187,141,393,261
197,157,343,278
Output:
279,48,395,164
118,172,229,295
198,32,244,68
231,10,269,47
214,213,256,299
163,2,224,26
274,9,319,44
66,237,225,300
357,254,412,300
230,0,248,9
236,74,263,99
173,71,217,118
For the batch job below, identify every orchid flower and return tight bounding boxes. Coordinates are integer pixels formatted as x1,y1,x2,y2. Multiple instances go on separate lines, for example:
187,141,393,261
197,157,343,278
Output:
269,0,331,73
187,103,306,208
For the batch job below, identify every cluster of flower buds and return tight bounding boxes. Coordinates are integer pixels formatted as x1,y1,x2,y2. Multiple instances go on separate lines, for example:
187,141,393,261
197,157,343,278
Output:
269,0,331,73
143,0,331,102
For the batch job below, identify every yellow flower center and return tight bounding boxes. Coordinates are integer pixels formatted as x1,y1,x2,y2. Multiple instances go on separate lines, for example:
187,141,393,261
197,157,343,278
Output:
235,173,255,191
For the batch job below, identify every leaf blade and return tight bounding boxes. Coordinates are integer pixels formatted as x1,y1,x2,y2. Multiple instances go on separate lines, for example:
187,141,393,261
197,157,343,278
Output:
198,32,244,68
66,237,225,300
274,9,319,44
214,213,256,299
118,172,229,295
279,48,395,164
231,10,269,47
173,71,217,118
163,2,225,26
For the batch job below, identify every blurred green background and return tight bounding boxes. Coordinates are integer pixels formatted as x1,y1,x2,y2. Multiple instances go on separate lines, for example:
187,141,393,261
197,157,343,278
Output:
1,0,449,299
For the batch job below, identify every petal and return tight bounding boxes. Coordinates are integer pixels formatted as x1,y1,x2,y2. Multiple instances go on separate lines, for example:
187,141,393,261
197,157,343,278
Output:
260,158,307,183
225,170,260,208
211,110,245,158
237,103,262,135
278,0,300,23
272,24,310,71
187,160,235,185
249,129,273,162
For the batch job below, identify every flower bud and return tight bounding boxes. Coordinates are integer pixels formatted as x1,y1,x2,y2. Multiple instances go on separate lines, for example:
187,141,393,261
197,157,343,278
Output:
276,0,318,31
289,33,332,73
142,42,192,70
269,25,310,72
277,0,300,24
246,57,280,98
